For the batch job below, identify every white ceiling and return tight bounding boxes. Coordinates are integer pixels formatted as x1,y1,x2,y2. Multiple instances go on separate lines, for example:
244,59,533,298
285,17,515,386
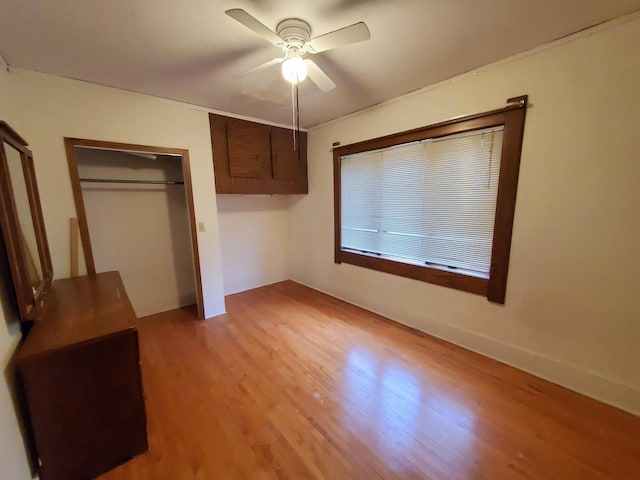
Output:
1,0,639,128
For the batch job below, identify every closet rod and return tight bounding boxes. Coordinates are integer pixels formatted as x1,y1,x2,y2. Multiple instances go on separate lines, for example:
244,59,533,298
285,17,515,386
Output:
80,178,184,185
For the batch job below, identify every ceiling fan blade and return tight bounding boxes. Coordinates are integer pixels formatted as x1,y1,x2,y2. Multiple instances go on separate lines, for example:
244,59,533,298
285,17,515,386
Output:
305,60,336,92
225,9,282,45
309,22,370,53
245,57,284,75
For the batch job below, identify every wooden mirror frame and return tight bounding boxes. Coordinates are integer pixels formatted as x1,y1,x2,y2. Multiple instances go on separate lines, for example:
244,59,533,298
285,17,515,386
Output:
0,121,53,321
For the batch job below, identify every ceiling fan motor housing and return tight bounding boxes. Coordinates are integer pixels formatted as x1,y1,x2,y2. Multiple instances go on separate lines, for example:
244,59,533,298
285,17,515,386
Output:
276,18,312,55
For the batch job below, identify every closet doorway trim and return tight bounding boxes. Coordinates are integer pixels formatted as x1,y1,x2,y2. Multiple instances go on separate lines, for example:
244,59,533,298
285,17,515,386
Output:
64,137,205,320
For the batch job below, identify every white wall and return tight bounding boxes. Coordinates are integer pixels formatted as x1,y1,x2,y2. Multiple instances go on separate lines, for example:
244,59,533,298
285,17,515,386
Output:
77,149,197,317
291,14,640,414
0,238,32,480
0,68,225,318
216,195,293,295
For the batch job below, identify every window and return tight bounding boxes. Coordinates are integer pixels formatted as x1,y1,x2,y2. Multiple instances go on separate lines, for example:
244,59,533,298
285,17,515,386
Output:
333,96,528,303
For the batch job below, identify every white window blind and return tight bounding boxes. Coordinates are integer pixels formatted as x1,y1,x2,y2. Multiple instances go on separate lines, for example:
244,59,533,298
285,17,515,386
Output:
340,126,504,277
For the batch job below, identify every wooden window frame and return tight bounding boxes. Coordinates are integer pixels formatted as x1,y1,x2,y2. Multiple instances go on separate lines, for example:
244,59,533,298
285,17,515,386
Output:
333,95,528,303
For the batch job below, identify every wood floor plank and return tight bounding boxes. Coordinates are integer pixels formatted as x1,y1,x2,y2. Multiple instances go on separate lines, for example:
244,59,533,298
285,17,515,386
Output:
98,281,640,479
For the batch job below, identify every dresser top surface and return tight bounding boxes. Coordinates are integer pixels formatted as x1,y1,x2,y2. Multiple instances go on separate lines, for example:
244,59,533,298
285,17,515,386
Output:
18,271,137,360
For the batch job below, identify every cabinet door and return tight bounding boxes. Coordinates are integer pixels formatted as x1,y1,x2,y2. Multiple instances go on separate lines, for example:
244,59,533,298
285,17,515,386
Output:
271,127,299,180
271,127,308,194
227,118,271,179
210,114,272,194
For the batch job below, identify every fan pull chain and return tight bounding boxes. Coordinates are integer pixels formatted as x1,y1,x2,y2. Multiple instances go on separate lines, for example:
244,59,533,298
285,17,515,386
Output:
291,81,300,151
295,83,300,151
291,82,296,150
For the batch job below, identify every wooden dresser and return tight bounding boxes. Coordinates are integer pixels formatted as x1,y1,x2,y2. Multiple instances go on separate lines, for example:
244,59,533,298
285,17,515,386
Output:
17,271,148,480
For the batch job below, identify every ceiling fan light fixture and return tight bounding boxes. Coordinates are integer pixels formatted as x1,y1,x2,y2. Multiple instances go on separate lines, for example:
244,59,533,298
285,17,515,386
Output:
225,9,369,92
281,56,307,84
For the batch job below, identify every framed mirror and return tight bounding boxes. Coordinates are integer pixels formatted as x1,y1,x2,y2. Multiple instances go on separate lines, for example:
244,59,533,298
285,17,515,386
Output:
0,121,52,321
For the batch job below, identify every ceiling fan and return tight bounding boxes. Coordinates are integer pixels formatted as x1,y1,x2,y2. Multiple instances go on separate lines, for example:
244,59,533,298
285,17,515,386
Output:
225,9,371,92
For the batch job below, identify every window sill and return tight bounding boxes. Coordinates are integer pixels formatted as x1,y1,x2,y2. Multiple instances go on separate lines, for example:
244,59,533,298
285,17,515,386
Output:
336,249,488,297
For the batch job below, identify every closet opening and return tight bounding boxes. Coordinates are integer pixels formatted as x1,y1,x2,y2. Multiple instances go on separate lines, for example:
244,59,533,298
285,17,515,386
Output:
65,138,204,319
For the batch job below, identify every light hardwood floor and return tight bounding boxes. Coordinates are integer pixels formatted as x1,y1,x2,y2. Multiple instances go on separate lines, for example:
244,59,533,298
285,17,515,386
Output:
99,281,640,479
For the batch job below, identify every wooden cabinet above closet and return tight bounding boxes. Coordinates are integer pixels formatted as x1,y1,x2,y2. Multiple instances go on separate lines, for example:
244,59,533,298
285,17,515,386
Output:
209,113,308,194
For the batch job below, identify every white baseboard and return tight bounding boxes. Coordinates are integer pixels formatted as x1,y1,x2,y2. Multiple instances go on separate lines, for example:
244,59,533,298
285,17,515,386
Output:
292,278,640,417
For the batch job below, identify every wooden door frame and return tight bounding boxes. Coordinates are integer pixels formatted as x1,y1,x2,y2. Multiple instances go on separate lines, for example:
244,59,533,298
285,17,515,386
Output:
64,137,205,320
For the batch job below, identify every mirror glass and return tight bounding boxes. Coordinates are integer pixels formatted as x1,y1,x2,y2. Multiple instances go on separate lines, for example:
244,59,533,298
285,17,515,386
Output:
4,142,43,293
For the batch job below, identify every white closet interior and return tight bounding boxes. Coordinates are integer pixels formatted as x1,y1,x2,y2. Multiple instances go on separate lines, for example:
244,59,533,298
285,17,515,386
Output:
75,147,196,317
